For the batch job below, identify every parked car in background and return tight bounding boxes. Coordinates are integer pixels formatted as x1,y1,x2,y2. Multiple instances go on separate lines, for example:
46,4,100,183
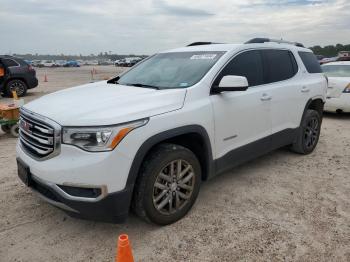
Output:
55,60,67,67
31,60,42,67
115,57,143,67
316,55,324,61
87,60,99,66
64,60,80,67
41,60,56,67
16,39,326,225
0,55,38,97
98,60,114,66
320,57,338,65
337,51,350,62
322,61,350,113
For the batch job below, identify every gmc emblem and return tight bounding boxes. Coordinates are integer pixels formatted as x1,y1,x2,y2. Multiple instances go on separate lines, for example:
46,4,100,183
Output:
20,119,32,133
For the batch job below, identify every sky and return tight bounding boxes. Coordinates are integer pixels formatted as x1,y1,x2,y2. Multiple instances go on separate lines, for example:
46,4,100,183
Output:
0,0,349,55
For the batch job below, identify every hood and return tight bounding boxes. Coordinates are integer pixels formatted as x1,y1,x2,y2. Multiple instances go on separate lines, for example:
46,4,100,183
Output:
327,77,350,98
23,81,187,126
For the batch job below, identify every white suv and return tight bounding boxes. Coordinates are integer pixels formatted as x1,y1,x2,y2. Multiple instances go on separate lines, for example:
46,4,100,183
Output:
16,38,327,225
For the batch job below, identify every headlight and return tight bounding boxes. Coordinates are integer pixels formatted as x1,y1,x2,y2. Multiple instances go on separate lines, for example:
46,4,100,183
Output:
62,119,148,152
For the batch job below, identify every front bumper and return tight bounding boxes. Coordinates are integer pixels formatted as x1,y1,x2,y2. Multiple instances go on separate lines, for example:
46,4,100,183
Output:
16,142,135,223
324,94,350,113
16,157,133,223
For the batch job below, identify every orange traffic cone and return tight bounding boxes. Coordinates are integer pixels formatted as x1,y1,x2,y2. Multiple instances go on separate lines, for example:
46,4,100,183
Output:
116,234,134,262
44,73,48,82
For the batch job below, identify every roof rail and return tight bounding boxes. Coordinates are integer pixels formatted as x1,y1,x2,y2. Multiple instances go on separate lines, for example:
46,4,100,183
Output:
245,38,304,47
187,42,221,47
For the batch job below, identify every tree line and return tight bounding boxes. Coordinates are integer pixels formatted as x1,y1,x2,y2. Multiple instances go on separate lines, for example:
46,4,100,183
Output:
310,44,350,57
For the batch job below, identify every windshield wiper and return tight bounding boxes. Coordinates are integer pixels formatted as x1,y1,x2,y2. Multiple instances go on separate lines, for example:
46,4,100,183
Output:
126,83,160,90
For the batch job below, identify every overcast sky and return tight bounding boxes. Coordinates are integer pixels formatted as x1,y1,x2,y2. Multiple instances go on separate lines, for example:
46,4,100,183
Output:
0,0,349,55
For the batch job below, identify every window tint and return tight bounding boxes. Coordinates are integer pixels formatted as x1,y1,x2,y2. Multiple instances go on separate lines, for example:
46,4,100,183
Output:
214,50,264,87
1,58,19,67
263,49,298,84
298,51,322,73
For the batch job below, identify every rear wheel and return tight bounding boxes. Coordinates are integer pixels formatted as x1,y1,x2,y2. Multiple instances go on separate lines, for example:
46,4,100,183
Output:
132,143,201,225
6,79,27,97
291,109,321,154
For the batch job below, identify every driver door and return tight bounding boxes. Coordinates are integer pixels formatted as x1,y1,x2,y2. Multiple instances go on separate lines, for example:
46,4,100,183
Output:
210,50,272,173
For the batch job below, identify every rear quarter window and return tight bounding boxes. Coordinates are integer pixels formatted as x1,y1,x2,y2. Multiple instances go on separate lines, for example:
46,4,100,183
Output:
298,51,322,73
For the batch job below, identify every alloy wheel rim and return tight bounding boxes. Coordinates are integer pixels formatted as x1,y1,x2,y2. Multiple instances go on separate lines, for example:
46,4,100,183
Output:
304,117,319,149
152,159,195,215
10,81,25,95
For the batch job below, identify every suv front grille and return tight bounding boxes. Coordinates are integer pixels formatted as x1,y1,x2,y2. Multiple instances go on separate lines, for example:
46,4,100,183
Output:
19,110,61,159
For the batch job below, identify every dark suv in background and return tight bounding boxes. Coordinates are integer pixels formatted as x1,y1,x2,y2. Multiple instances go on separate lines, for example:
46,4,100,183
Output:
0,55,38,97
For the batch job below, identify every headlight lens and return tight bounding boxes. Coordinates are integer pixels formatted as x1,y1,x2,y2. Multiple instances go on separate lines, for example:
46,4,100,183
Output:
62,119,148,152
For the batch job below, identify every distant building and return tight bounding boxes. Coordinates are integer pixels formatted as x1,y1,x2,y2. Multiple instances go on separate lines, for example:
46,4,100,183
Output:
338,51,350,58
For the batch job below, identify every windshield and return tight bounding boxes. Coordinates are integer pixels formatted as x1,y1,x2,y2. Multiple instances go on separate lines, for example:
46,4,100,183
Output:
117,51,225,89
322,64,350,77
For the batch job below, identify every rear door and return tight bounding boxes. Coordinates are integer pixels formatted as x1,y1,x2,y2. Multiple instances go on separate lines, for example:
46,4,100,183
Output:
261,49,301,135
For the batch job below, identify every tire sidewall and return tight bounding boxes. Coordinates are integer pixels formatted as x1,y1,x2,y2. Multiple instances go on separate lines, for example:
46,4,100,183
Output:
142,146,201,225
300,110,321,154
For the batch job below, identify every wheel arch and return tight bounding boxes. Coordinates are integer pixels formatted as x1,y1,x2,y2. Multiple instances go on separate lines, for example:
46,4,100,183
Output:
4,77,29,89
301,97,325,123
126,125,214,191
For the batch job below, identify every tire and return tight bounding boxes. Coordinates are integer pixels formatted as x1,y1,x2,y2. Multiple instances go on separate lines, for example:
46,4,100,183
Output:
10,124,19,138
132,143,201,225
291,109,321,154
6,79,28,97
1,124,11,133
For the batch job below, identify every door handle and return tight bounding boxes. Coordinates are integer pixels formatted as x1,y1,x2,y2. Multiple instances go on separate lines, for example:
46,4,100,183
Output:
301,86,310,93
260,93,272,101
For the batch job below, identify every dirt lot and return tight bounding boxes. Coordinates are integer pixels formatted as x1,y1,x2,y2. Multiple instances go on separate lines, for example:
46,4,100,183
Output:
0,66,349,261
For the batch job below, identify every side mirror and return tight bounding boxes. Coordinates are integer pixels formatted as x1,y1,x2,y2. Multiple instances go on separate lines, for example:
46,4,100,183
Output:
212,75,249,93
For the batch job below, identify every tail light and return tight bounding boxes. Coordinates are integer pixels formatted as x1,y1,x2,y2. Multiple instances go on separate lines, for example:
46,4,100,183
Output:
28,65,34,71
343,83,350,93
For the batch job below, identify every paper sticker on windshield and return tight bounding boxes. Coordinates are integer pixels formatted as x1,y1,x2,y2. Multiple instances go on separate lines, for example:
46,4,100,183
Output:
190,54,217,60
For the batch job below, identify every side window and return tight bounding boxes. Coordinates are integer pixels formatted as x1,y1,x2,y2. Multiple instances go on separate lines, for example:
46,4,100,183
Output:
1,58,19,67
214,50,264,87
298,51,322,73
262,49,298,84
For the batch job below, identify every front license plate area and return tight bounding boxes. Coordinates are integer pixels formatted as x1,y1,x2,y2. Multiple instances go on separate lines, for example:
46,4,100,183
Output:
17,159,32,187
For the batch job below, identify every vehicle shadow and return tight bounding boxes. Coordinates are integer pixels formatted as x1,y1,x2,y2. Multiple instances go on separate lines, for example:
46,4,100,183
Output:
323,111,350,119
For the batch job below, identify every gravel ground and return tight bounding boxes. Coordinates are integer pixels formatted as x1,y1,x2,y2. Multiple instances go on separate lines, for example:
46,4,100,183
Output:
0,66,349,261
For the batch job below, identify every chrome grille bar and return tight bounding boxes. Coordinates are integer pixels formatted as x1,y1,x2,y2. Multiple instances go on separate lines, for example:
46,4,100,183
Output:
19,108,61,160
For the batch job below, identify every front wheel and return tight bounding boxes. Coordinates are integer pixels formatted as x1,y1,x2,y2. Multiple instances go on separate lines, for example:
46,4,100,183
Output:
291,109,321,154
132,144,201,225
